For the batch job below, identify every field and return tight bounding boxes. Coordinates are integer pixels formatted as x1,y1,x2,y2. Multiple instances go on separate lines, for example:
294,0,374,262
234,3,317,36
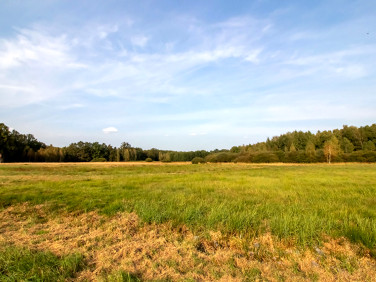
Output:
1,162,376,281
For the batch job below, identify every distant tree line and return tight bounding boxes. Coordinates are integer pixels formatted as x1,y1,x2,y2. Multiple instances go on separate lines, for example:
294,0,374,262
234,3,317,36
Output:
0,123,209,163
226,124,376,163
1,122,376,163
0,123,46,163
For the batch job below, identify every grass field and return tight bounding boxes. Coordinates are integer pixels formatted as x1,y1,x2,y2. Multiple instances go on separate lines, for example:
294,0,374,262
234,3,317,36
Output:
1,162,376,280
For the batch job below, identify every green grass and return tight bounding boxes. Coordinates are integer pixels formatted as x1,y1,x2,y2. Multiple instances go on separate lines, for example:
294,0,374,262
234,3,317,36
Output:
1,163,376,251
0,245,85,281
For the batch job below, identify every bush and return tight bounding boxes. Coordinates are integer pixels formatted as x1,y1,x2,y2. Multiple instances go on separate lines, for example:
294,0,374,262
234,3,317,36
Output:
90,157,107,162
205,152,238,163
234,154,252,163
145,158,153,162
343,151,376,162
252,152,280,163
191,157,205,164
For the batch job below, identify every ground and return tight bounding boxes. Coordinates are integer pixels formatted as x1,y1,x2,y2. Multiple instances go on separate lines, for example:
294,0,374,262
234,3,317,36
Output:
0,162,375,281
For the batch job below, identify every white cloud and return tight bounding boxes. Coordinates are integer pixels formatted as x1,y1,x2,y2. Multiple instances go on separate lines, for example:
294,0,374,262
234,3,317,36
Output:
283,47,375,79
131,35,148,47
1,12,375,151
0,28,88,107
97,25,118,39
0,28,85,69
245,49,262,63
61,103,85,110
102,127,118,134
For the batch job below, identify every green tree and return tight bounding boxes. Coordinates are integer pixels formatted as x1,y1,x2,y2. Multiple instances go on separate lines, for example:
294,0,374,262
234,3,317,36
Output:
341,137,354,153
363,140,376,151
289,143,297,152
305,141,316,161
324,136,340,164
342,125,363,150
123,148,130,161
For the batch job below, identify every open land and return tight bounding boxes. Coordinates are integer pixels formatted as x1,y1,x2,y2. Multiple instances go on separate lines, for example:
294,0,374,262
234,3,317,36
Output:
0,163,376,281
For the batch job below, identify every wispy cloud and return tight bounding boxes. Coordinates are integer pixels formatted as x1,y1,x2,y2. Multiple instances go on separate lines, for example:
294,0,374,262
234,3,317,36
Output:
131,35,148,47
102,127,118,134
1,2,375,149
0,28,85,69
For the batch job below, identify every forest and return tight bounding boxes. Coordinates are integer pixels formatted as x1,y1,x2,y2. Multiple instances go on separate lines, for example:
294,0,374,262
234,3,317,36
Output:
1,122,376,163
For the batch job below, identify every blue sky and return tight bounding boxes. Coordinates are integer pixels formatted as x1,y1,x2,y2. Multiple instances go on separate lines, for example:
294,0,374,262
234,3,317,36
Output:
1,0,375,150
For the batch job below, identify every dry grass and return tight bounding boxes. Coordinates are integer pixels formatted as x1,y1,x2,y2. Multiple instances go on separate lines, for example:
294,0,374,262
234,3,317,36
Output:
1,204,375,281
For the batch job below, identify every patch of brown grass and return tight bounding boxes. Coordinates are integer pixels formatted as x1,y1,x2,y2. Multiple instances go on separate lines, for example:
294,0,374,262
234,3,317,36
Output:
1,204,375,281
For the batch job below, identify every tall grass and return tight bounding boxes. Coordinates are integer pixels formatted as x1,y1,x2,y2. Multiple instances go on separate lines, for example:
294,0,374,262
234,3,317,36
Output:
0,163,375,251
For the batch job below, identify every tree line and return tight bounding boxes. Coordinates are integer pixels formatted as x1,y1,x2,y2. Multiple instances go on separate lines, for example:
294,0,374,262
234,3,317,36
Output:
1,122,375,163
227,124,376,163
0,123,209,163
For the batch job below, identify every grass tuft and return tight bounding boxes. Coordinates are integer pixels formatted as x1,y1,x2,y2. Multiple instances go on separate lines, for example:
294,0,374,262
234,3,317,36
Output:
0,245,85,281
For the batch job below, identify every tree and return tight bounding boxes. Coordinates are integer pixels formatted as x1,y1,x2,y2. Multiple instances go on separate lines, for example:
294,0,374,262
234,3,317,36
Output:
324,136,340,164
305,141,316,161
363,140,376,151
342,125,363,150
123,148,130,161
230,146,241,153
289,143,297,152
0,123,10,161
120,142,131,149
341,137,354,153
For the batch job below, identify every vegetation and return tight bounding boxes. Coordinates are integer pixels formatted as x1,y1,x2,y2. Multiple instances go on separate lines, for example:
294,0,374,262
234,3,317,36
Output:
1,163,375,249
0,245,85,281
191,157,206,164
2,123,375,279
1,163,375,280
1,123,376,163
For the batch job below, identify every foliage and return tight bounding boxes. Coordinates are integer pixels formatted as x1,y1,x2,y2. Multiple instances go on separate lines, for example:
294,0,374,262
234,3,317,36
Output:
323,136,340,164
91,157,107,162
0,123,45,162
145,158,153,162
205,152,237,163
0,245,85,281
1,123,376,163
191,157,205,164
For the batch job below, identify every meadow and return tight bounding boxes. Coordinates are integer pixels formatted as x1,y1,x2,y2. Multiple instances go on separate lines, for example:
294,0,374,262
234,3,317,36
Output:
1,162,376,281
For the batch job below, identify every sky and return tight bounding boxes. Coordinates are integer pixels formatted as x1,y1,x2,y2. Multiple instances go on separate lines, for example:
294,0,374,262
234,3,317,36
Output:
0,0,375,150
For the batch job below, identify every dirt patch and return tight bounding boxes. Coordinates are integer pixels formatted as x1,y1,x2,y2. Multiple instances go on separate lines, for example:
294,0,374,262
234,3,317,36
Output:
1,204,375,281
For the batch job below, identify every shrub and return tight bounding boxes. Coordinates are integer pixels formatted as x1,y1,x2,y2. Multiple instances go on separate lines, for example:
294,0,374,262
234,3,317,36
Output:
191,157,205,164
205,154,218,163
205,152,238,163
343,151,376,162
90,157,107,162
252,152,280,163
145,158,153,162
233,154,252,163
